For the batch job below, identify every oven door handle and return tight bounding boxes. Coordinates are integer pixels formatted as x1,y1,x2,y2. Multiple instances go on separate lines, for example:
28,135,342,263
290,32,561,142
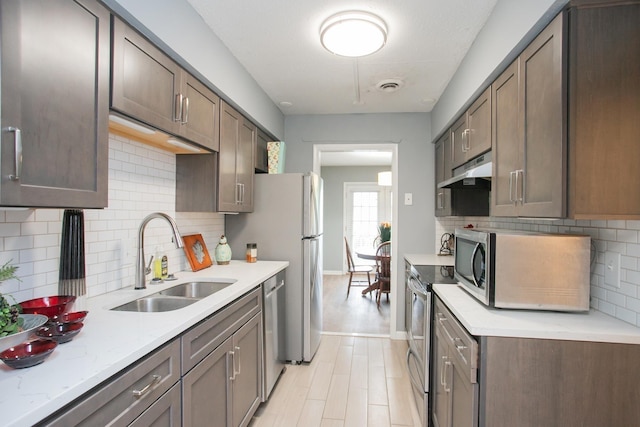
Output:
406,348,425,392
407,276,428,298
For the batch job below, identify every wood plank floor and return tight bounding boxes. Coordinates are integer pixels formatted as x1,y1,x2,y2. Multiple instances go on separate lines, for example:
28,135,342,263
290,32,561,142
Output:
323,273,390,336
249,335,421,427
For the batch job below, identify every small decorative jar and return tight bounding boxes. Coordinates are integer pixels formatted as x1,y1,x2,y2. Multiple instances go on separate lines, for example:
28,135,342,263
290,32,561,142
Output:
214,235,232,265
246,243,257,263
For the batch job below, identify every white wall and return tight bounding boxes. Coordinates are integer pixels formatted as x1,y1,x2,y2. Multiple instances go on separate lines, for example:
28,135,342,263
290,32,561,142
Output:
0,134,225,302
103,0,285,139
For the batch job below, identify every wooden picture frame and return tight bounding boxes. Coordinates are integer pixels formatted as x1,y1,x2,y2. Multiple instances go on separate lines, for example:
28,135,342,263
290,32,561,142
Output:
182,234,213,271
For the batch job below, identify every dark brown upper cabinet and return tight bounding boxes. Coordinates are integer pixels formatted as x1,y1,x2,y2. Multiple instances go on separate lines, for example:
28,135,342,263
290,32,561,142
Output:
111,18,220,152
491,13,566,218
451,87,492,169
218,101,256,213
0,0,110,208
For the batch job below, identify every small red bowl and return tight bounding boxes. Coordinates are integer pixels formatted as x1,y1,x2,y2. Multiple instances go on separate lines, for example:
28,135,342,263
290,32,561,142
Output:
36,322,84,344
19,296,76,318
0,339,57,369
50,310,88,324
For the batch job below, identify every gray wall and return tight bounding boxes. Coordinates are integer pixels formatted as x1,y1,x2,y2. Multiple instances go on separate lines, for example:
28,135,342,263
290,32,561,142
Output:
104,0,285,139
431,0,568,139
285,113,432,334
321,166,389,272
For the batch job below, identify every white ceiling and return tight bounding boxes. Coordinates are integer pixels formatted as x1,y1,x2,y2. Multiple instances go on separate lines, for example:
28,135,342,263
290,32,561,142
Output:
186,0,498,116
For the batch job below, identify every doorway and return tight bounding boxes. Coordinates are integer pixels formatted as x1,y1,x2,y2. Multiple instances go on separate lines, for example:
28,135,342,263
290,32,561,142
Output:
313,143,398,337
344,182,392,270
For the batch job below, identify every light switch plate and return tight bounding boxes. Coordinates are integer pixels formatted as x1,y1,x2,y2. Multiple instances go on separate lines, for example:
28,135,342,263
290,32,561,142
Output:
404,193,413,205
604,251,621,288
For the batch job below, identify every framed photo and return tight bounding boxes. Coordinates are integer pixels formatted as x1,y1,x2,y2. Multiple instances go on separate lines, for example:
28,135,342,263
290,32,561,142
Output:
182,234,213,271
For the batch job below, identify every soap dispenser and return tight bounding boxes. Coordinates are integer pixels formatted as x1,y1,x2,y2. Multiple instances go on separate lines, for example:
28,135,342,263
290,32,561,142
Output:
153,247,163,281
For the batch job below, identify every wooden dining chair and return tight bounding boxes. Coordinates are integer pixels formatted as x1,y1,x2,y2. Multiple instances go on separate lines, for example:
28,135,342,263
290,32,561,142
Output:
344,237,373,296
374,241,391,307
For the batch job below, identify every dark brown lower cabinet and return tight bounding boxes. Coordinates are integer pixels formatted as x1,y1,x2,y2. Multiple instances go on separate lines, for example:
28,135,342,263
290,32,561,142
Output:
479,336,640,427
433,296,640,427
182,313,262,427
37,287,263,427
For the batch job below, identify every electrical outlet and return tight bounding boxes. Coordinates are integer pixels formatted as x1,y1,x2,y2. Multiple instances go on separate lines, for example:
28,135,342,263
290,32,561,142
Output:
604,251,621,288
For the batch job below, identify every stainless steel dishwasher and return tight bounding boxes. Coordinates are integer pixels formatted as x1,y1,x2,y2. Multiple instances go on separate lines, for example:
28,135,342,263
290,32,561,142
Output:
262,269,286,401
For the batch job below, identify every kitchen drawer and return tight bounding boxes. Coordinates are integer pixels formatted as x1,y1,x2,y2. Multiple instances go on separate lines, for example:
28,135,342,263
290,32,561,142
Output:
182,286,262,374
129,382,181,427
434,298,478,383
40,339,180,427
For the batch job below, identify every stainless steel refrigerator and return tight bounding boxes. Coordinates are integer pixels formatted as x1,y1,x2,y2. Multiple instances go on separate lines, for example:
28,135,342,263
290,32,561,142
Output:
226,172,323,363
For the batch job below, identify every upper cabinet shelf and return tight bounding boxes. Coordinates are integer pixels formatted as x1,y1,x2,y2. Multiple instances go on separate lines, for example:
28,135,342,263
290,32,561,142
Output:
111,17,220,153
0,0,110,208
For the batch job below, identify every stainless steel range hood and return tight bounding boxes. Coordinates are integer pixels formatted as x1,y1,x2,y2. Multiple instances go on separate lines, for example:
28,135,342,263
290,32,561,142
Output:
438,151,492,189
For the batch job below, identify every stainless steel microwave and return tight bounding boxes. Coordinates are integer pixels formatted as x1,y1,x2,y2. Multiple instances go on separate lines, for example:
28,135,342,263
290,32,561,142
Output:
454,228,591,311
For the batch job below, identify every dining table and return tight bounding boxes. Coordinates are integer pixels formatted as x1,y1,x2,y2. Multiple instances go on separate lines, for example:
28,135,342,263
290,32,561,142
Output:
355,249,387,296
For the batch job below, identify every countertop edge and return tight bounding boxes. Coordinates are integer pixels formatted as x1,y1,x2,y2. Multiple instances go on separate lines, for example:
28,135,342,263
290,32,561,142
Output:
433,283,640,345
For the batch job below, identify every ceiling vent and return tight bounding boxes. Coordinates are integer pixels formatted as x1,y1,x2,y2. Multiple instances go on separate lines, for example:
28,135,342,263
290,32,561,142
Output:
376,79,404,93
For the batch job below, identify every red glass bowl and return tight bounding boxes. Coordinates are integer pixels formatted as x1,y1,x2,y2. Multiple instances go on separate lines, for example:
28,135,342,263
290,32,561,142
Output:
19,296,76,318
0,339,57,369
36,322,83,344
50,310,88,324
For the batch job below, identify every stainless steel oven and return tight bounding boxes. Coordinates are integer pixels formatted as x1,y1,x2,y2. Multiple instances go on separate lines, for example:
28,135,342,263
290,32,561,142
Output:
405,261,456,427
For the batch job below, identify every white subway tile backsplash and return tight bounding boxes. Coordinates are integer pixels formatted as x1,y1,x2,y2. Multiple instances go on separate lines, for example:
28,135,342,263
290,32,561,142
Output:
438,216,640,327
0,135,225,302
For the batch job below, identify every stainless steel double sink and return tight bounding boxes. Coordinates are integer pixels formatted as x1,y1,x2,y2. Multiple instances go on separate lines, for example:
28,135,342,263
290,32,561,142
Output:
112,280,237,313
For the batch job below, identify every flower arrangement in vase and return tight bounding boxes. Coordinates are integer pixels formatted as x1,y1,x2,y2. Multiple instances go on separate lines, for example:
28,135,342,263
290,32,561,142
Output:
375,222,391,246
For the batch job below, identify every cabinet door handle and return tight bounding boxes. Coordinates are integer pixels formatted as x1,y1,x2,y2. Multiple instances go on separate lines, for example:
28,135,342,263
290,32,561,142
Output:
229,350,236,381
237,183,245,204
509,171,515,203
517,169,524,203
132,374,161,398
464,128,471,151
442,358,452,393
181,96,189,124
174,93,183,122
3,127,22,181
460,130,467,152
234,345,241,376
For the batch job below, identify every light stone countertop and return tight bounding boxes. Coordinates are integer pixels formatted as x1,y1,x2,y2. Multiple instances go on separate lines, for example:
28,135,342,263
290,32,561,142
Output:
433,283,640,345
404,253,454,266
0,260,288,427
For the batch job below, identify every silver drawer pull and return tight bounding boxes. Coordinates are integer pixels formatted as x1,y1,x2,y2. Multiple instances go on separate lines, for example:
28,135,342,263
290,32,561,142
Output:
132,374,161,397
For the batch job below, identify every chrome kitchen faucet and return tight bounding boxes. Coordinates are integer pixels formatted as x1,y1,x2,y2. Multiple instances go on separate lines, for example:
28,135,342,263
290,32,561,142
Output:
135,212,184,290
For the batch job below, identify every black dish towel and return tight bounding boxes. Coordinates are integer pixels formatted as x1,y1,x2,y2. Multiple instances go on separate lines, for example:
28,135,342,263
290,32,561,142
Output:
59,209,86,296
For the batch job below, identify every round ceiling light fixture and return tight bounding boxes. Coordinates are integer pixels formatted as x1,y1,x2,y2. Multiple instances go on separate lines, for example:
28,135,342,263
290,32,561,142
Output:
320,11,388,57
